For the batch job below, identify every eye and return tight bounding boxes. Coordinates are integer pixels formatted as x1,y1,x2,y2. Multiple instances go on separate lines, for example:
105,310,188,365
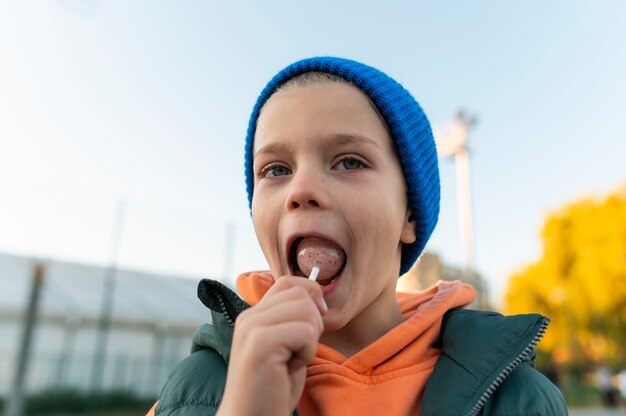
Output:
334,157,365,171
261,164,292,178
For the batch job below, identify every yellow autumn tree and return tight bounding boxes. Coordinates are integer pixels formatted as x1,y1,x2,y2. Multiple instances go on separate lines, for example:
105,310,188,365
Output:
505,185,626,368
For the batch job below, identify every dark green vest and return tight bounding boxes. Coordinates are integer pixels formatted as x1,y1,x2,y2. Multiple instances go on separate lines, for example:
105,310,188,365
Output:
156,279,568,416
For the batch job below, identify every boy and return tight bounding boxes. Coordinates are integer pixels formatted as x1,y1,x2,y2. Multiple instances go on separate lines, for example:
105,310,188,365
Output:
150,57,567,415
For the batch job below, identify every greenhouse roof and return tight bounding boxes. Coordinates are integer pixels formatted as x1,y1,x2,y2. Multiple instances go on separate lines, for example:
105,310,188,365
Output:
0,252,223,330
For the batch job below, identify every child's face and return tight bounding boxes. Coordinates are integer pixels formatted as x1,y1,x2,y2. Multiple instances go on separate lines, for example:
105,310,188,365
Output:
251,82,416,331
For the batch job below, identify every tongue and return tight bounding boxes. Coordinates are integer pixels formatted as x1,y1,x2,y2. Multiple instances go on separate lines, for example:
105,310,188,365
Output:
296,237,345,280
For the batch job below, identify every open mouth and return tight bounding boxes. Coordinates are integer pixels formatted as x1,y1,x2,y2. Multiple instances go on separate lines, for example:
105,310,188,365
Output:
288,236,347,286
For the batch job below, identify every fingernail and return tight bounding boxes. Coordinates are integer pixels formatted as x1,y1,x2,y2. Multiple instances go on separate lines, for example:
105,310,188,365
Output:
319,296,328,313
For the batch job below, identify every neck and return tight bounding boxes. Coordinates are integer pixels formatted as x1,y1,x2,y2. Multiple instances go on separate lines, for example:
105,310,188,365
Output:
320,287,404,357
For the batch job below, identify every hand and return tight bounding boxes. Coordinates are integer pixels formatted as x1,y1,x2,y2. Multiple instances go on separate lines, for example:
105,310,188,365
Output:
217,276,327,416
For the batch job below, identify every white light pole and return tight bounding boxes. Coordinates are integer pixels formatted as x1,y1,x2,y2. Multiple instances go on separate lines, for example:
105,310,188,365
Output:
432,111,477,274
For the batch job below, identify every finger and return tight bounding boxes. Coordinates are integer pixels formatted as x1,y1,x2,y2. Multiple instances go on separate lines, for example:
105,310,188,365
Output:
254,285,313,310
254,284,323,318
238,296,324,336
264,275,327,313
257,321,320,367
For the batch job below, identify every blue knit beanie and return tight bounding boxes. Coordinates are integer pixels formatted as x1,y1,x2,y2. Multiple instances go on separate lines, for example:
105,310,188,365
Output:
245,57,440,275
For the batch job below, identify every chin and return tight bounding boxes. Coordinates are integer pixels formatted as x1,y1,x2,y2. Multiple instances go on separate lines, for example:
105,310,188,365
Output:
321,311,350,333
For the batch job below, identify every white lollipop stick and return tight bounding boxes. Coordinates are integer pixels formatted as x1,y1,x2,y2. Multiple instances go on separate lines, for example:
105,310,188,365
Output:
309,266,320,282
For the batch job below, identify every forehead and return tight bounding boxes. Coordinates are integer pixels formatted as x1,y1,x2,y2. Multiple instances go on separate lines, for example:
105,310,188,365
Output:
254,82,393,152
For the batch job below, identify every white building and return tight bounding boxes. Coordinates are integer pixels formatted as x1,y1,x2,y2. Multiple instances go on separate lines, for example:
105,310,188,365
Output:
0,252,216,398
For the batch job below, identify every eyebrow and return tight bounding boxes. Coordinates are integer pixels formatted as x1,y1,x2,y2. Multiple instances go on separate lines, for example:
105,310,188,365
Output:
322,133,382,150
254,142,294,159
254,133,381,159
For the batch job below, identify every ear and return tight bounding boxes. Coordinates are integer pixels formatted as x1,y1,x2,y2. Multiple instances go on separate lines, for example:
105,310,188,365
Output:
401,209,417,244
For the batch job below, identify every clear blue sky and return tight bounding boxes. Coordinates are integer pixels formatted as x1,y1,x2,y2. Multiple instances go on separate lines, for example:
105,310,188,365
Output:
1,1,625,307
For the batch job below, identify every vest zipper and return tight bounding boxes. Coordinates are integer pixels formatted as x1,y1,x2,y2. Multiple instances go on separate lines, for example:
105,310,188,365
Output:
466,317,550,416
212,288,235,327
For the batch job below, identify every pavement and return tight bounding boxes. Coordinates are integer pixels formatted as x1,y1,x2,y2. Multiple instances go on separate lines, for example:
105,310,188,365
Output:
569,409,626,415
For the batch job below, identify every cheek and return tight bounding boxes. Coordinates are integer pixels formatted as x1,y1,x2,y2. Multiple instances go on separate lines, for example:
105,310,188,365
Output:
252,189,274,229
252,194,282,265
252,199,270,246
371,190,406,230
353,187,407,261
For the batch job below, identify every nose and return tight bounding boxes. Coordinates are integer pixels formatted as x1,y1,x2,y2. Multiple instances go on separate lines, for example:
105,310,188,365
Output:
285,165,329,211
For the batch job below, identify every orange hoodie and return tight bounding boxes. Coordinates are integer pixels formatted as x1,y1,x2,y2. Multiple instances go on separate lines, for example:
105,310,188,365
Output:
237,271,476,416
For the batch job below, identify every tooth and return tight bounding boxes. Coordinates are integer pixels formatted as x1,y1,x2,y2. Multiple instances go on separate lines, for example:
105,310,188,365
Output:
296,237,345,280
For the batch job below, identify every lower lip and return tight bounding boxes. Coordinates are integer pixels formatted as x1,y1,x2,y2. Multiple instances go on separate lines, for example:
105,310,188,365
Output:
319,271,343,296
